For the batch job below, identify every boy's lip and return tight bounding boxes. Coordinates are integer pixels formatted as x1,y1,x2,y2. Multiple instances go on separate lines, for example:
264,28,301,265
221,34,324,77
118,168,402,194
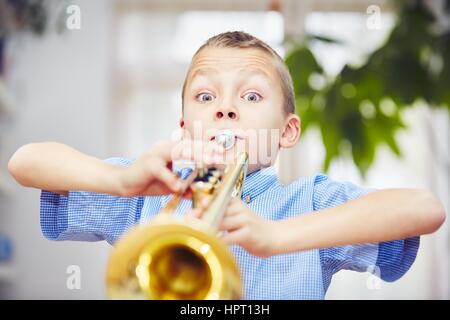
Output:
208,132,245,142
208,129,246,150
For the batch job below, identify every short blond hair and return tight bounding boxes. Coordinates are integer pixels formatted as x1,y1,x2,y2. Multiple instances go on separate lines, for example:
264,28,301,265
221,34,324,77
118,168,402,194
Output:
181,31,296,114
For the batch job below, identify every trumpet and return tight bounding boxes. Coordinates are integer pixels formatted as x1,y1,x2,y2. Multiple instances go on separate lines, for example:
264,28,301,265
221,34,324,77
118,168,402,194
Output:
105,148,249,300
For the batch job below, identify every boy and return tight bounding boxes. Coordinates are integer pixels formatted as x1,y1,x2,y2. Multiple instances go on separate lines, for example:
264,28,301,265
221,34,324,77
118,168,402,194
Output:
8,31,445,299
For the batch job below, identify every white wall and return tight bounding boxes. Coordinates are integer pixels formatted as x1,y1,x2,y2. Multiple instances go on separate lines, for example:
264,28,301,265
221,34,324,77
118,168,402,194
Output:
0,0,113,299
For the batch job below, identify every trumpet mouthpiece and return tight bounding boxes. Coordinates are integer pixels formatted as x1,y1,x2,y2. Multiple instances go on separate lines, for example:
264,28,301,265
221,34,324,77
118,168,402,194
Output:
215,130,235,150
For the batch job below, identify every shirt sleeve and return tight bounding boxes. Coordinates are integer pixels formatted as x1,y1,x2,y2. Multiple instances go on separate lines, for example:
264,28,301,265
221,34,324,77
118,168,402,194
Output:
313,174,420,283
40,157,144,245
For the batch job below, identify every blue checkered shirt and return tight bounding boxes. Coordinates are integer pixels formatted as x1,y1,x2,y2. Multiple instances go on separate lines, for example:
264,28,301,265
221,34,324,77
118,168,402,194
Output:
40,157,419,299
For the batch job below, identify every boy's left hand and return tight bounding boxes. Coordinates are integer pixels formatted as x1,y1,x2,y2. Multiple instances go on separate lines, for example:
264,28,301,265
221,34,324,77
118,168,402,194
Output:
218,198,280,258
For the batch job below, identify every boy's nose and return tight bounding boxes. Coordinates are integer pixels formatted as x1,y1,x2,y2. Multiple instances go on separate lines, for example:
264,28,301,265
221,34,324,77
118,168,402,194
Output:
215,111,237,120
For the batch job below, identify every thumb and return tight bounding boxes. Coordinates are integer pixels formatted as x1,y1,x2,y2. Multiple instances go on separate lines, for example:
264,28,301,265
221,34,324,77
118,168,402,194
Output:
184,208,203,220
151,165,183,193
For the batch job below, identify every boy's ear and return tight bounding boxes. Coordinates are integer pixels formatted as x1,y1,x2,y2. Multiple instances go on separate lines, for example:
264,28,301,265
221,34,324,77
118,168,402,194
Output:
279,114,301,149
179,118,185,128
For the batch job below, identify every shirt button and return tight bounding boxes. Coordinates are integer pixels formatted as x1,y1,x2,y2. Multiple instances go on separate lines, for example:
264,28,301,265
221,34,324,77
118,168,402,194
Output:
245,195,251,204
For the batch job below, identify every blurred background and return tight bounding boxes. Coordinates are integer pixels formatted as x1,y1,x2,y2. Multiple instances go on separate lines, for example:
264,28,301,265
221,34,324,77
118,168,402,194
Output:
0,0,448,299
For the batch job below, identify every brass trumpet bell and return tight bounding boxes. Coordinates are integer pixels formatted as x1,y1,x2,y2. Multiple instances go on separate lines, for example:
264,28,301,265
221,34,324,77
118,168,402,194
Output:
105,152,248,300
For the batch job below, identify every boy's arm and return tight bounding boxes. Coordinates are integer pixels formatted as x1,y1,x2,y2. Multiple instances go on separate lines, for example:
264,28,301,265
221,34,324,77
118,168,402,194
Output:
8,142,124,196
8,141,224,196
273,188,445,254
9,140,222,244
219,189,445,258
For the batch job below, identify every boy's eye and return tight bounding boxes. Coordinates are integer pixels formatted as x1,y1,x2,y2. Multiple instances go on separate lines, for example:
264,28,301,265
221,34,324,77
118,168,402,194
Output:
196,92,215,102
243,92,262,103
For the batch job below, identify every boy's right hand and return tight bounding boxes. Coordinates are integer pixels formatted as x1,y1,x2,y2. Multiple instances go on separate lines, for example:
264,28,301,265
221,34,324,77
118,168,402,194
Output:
117,140,224,196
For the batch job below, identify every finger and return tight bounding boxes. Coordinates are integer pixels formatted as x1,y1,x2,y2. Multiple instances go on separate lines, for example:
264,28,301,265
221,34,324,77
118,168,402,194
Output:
181,188,193,199
184,208,203,219
184,197,210,219
199,196,212,208
223,205,240,217
224,198,245,216
151,140,176,160
147,140,224,167
221,229,247,246
228,197,244,206
150,165,183,193
171,140,224,166
219,214,247,232
140,181,173,196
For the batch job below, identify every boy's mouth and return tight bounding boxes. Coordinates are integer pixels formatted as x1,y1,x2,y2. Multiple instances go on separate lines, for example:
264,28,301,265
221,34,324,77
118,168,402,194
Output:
209,130,245,150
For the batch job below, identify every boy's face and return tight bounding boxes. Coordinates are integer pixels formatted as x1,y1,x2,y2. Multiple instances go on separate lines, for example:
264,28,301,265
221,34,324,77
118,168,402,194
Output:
181,47,299,172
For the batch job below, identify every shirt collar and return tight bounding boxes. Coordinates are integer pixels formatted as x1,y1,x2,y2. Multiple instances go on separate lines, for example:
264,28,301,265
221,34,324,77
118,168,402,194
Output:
177,166,278,203
240,166,278,203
